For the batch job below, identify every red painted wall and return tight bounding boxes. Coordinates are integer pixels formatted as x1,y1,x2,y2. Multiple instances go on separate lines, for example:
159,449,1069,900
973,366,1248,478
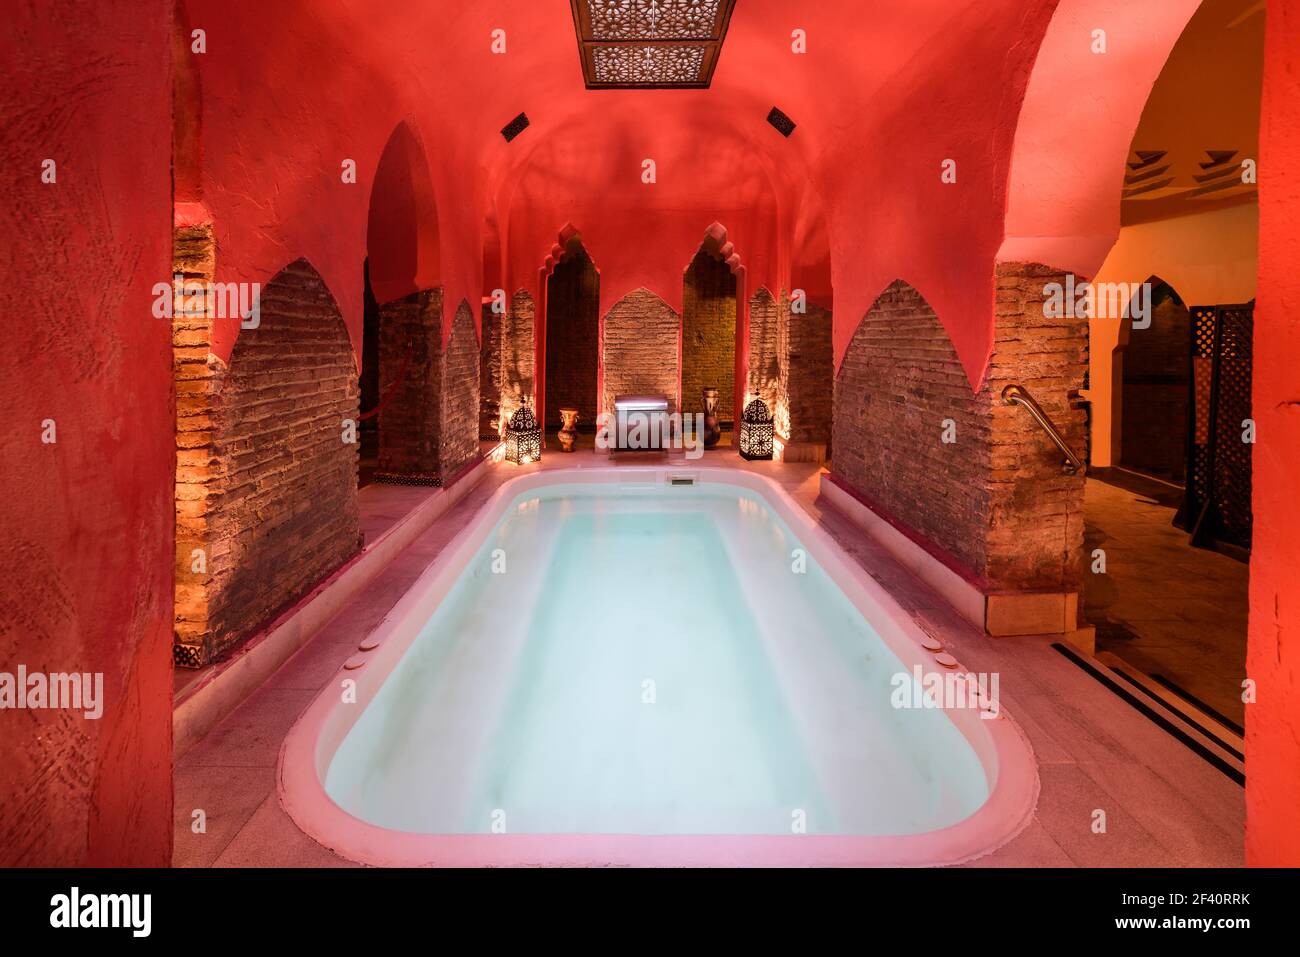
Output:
0,0,174,866
821,0,1058,386
3,0,1292,866
182,1,1067,389
1246,0,1300,867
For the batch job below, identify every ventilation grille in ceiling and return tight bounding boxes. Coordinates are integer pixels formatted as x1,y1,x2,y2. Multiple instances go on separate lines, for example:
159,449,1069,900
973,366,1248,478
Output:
501,112,530,142
570,0,738,89
767,106,796,137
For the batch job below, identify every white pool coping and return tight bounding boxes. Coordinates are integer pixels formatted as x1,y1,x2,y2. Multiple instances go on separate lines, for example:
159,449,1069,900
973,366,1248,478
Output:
278,466,1040,867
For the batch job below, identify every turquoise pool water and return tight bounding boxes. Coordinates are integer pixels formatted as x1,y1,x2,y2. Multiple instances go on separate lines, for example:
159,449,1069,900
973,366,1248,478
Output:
324,482,989,836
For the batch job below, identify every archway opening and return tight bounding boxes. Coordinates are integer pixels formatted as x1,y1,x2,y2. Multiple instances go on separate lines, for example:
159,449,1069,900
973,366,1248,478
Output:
544,238,600,435
682,239,737,431
1077,0,1262,734
1116,279,1191,483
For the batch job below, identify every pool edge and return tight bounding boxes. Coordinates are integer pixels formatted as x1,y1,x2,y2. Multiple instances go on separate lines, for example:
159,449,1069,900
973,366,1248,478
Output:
277,466,1041,867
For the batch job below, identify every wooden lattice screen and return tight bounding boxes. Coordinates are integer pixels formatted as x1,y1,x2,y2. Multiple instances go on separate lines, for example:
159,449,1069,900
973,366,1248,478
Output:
1175,302,1255,552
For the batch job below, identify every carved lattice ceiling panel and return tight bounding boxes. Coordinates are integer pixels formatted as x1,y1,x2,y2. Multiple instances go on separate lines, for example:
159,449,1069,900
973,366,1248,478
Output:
571,0,737,89
592,45,708,85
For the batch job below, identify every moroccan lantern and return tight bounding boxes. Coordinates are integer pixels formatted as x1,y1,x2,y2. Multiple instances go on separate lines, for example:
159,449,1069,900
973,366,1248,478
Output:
504,402,541,465
738,398,774,461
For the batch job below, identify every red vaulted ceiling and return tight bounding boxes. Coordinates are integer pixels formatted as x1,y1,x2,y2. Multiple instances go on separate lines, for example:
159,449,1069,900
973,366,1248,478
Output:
184,0,1204,385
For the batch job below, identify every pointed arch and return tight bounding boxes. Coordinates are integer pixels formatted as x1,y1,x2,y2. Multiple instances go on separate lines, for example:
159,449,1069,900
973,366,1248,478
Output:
366,119,441,304
1113,276,1192,478
362,120,443,485
541,228,600,433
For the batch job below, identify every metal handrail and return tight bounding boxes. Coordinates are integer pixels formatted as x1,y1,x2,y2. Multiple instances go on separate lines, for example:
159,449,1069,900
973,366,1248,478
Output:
1001,384,1086,475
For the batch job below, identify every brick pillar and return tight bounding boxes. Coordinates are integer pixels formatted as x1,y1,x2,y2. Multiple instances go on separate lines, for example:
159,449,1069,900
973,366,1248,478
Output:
786,302,833,459
746,287,788,438
506,291,536,418
439,300,481,481
984,263,1089,598
479,289,535,439
172,222,222,669
376,287,442,483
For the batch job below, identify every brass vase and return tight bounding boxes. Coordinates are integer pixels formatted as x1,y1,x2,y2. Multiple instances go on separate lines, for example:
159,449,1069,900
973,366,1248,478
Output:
558,407,579,452
702,388,722,448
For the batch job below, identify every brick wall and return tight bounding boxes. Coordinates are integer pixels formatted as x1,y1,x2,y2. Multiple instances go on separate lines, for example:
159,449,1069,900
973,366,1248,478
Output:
376,287,441,481
788,303,833,450
832,271,1087,593
544,248,599,431
602,288,681,415
480,289,535,438
176,259,362,667
440,300,481,479
747,287,789,435
682,249,736,422
833,280,991,577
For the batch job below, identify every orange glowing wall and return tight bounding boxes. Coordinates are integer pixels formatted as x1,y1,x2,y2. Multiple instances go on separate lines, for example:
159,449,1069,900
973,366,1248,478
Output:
1246,0,1300,867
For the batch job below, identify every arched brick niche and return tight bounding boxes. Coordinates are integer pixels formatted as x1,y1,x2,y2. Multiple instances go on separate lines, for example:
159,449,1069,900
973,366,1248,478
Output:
682,244,737,423
174,259,362,668
440,300,481,480
833,280,991,578
602,288,681,416
832,267,1088,612
746,287,789,437
480,289,535,439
